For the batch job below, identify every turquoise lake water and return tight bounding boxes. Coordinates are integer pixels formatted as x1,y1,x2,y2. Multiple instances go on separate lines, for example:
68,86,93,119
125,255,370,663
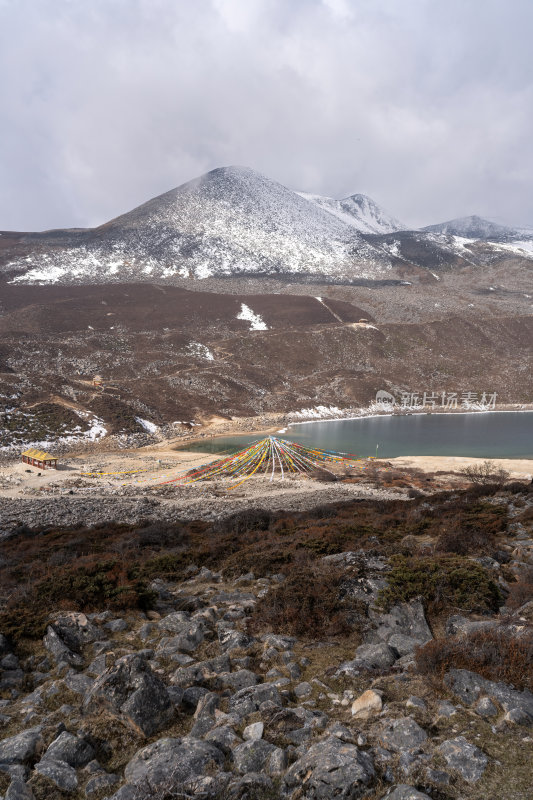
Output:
177,411,533,460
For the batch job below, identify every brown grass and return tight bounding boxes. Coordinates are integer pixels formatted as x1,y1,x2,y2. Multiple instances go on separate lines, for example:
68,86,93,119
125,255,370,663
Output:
247,558,361,638
416,626,533,691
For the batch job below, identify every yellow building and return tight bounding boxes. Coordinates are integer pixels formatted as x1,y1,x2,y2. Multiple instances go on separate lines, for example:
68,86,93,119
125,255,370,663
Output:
21,449,58,469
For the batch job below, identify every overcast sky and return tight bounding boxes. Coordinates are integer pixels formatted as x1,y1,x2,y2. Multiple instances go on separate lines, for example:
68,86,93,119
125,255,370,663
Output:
1,0,532,231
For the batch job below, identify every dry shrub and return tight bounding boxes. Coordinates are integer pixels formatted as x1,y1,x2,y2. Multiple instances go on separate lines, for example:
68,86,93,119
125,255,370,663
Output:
416,626,533,691
436,500,507,555
248,559,355,638
0,559,156,642
506,566,533,610
436,527,487,555
310,468,338,482
461,459,510,485
378,554,502,615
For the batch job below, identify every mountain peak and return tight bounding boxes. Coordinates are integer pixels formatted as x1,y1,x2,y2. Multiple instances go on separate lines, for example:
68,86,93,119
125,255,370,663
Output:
422,215,518,240
299,191,405,235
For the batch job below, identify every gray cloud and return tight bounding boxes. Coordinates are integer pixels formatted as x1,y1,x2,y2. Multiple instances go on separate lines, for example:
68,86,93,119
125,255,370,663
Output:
1,0,532,230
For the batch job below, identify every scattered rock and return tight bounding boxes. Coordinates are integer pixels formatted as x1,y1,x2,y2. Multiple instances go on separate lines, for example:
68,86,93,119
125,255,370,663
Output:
438,736,488,782
351,689,383,719
475,696,498,718
34,758,78,792
284,736,375,799
123,737,224,790
83,653,174,736
0,728,44,766
5,778,35,800
339,643,397,675
232,740,279,775
382,787,432,800
243,721,264,740
445,669,533,723
41,731,94,767
378,718,428,752
228,683,282,717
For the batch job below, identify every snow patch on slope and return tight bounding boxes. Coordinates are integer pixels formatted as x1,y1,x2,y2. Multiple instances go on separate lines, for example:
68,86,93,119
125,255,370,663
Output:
187,342,215,360
237,303,268,331
135,417,159,434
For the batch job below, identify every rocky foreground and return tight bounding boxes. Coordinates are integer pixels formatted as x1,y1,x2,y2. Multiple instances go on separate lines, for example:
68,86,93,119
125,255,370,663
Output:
0,480,532,799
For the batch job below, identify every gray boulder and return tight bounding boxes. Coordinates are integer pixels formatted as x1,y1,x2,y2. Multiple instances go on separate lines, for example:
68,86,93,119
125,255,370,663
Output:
85,771,120,796
43,612,98,667
438,736,488,782
367,599,432,660
232,740,280,775
43,626,83,668
445,614,498,637
228,683,282,717
205,726,241,756
5,779,35,800
0,728,44,765
338,643,397,675
219,669,258,691
382,787,432,800
83,654,174,737
218,627,254,653
444,669,533,723
157,613,204,653
34,759,78,792
378,718,427,752
123,737,224,789
284,736,375,799
41,732,94,767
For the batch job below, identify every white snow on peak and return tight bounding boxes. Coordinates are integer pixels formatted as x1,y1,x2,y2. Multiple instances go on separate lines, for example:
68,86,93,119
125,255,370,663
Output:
237,303,268,331
298,192,405,235
422,215,518,240
7,167,395,285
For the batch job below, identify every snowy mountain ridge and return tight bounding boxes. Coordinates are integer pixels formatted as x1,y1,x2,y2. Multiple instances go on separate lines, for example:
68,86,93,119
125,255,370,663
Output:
297,192,405,234
2,166,532,286
422,214,532,241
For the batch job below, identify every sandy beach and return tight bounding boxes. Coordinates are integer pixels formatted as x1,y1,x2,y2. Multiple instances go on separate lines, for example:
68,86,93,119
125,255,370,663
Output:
389,454,533,479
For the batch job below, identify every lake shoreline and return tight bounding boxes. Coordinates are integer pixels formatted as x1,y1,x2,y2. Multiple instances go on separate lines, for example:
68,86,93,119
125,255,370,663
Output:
177,408,533,462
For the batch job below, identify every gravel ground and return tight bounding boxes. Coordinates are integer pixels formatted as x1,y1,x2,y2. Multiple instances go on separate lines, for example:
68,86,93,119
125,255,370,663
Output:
0,477,405,534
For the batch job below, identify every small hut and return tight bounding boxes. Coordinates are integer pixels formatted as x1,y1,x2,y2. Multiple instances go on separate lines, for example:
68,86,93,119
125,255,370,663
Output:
92,375,103,388
21,448,58,470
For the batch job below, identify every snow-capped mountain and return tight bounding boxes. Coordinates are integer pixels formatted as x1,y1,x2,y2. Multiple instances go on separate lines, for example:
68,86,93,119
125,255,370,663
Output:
5,167,393,285
1,166,531,286
298,192,405,234
422,215,520,241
